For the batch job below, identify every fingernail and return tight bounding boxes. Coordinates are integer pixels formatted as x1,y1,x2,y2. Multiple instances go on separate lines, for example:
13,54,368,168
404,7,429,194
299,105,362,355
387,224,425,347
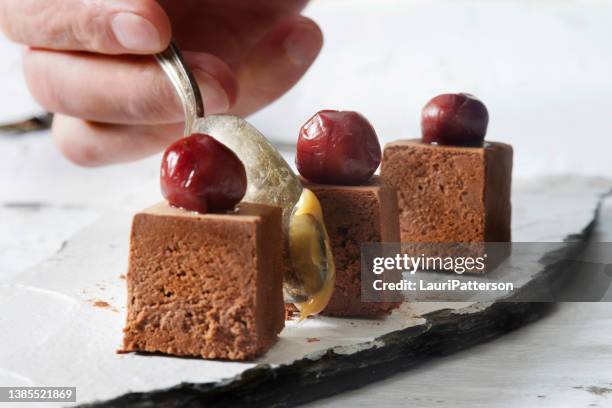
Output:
283,23,322,67
193,69,231,113
112,13,162,52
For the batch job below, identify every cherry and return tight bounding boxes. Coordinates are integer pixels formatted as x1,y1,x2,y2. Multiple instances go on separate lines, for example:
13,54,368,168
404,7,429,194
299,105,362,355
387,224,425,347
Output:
296,110,381,185
160,134,247,213
421,93,489,147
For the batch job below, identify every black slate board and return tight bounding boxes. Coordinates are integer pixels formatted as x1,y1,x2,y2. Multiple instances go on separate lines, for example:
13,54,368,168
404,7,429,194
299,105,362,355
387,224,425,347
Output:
0,113,53,134
80,201,600,408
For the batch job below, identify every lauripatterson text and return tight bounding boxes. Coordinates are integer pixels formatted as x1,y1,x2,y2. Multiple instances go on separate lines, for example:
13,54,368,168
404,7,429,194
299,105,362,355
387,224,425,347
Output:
372,279,514,292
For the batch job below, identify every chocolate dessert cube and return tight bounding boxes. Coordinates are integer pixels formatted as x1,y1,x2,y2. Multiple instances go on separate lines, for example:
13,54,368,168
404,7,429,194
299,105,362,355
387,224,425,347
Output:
381,140,512,245
122,202,285,361
302,176,401,316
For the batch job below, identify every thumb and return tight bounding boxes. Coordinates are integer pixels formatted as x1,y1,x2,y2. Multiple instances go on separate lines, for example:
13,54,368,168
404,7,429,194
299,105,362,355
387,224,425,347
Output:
229,16,323,117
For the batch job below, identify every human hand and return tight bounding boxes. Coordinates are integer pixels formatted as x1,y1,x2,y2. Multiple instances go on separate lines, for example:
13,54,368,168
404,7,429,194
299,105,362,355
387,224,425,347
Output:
0,0,323,165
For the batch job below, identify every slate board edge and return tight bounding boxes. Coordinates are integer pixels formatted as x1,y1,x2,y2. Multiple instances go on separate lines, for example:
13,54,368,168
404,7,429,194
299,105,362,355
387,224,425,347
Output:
80,196,604,408
0,113,53,134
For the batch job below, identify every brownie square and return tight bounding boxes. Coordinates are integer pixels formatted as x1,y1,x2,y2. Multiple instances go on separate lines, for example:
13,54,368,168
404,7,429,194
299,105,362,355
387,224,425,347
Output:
301,176,401,316
122,201,285,361
381,140,512,244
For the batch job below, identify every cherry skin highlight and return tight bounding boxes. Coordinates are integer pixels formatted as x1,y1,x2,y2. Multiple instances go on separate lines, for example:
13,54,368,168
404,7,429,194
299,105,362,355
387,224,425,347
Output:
160,134,247,213
296,110,382,185
421,93,489,147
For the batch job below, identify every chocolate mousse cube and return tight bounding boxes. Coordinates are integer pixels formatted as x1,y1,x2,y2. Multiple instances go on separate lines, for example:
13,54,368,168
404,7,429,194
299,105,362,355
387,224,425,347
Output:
122,201,285,361
381,139,512,246
302,176,401,316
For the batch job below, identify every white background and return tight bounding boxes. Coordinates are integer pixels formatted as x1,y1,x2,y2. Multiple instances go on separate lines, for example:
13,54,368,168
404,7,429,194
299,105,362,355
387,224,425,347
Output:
1,0,612,178
259,0,612,178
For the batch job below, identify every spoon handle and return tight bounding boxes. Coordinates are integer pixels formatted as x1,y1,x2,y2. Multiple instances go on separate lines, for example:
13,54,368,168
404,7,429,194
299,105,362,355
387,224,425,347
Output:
155,42,335,317
155,41,205,136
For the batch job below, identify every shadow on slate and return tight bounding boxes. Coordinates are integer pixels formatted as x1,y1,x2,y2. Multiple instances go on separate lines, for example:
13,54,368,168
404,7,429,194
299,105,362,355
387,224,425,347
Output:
79,199,603,408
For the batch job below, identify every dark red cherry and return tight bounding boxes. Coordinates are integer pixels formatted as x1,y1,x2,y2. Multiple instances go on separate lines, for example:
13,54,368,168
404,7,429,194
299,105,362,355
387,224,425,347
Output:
296,110,381,185
421,93,489,147
160,134,247,213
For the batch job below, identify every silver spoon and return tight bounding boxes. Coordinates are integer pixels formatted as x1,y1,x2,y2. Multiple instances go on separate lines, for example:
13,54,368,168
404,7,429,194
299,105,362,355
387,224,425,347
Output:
155,41,335,319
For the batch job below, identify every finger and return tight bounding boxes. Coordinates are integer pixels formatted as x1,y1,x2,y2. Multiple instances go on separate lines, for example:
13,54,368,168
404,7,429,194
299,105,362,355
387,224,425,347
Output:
52,115,182,167
0,0,171,54
23,49,238,125
229,15,323,117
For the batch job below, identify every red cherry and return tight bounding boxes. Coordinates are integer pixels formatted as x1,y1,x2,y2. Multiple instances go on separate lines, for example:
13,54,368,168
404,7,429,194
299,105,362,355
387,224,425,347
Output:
160,134,247,213
296,110,381,185
421,93,489,147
